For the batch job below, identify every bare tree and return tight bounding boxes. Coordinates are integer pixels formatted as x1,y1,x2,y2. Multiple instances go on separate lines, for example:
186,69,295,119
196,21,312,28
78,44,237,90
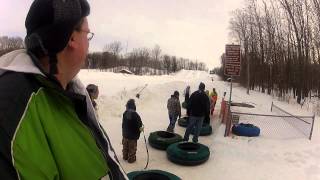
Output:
103,41,123,55
86,41,207,74
163,55,171,74
227,0,320,103
151,44,162,74
0,36,24,56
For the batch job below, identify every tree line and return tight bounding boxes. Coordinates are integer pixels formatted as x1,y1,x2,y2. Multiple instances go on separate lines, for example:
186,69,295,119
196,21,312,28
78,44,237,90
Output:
218,0,320,103
0,36,207,75
86,42,207,75
0,36,24,56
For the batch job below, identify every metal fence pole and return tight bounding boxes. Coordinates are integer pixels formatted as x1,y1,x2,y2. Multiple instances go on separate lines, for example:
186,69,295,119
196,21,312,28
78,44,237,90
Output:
224,103,228,137
224,103,231,137
229,76,233,105
309,113,316,140
224,76,233,137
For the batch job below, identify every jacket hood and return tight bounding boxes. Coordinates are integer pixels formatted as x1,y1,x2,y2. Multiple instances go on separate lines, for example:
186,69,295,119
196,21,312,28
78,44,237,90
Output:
0,49,44,76
126,99,136,111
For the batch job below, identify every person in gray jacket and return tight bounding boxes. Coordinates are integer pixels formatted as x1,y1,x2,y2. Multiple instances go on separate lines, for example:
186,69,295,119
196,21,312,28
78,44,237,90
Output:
167,91,181,132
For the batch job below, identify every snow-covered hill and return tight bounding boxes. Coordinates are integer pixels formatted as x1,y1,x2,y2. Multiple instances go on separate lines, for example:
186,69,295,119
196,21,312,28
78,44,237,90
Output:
79,69,320,180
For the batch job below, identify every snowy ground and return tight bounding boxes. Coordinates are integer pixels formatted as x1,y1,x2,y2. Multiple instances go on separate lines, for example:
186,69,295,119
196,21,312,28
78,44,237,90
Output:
79,69,320,180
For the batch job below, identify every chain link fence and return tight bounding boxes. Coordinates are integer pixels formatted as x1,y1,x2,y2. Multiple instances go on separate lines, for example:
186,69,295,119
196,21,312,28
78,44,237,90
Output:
223,101,315,140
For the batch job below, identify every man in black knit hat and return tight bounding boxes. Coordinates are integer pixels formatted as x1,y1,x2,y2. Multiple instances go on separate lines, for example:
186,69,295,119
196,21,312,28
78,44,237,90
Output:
183,82,210,143
0,0,127,179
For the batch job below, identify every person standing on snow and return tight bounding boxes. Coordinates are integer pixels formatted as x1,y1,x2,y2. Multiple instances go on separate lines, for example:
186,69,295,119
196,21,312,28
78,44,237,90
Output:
209,88,218,115
184,85,191,106
203,90,211,124
86,84,99,110
0,0,127,179
167,91,181,132
122,99,143,163
184,82,210,143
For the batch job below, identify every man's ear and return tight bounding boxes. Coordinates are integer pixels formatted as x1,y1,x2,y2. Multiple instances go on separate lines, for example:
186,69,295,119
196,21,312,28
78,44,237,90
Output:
68,33,78,49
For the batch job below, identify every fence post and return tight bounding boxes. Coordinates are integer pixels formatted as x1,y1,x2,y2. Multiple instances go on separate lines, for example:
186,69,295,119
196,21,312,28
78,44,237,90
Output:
224,103,231,137
271,101,273,112
220,99,226,120
309,113,316,140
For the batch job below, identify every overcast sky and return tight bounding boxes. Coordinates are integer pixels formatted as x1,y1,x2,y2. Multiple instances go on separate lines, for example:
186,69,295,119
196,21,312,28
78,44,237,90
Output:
0,0,244,68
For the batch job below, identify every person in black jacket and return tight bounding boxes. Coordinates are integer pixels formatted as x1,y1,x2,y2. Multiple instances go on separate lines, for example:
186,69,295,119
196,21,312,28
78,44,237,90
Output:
122,99,143,163
184,82,210,143
86,84,99,110
184,85,191,104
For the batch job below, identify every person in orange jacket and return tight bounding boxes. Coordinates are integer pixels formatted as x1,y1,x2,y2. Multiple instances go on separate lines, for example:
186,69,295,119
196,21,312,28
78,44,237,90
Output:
209,88,218,115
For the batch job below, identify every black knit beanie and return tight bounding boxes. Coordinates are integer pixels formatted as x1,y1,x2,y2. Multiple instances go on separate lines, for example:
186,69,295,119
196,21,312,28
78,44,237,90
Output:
25,0,90,74
199,82,205,91
173,91,179,97
86,84,98,94
126,99,136,111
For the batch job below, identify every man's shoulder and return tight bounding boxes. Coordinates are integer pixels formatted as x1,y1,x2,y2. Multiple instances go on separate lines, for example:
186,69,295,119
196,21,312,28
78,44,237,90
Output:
0,71,40,94
124,110,139,116
128,111,140,120
191,91,208,99
133,111,140,116
0,72,43,113
168,97,174,102
191,90,201,96
190,91,197,96
0,72,42,137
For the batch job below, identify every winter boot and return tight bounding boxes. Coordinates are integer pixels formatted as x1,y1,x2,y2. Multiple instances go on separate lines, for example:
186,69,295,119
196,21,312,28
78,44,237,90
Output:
167,126,174,133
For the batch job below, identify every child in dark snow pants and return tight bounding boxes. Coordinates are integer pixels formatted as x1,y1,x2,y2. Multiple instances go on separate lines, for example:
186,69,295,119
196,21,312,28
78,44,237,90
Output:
122,138,137,163
122,99,143,163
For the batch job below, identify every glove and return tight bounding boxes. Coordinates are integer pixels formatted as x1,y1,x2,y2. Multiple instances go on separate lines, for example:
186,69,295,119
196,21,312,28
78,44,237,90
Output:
139,125,144,132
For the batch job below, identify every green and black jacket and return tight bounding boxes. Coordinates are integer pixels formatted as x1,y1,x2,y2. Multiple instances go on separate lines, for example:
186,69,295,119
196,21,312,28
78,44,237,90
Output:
0,50,128,180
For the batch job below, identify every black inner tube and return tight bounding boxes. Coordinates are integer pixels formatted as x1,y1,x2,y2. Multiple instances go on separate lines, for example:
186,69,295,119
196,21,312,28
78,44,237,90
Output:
178,143,200,151
157,131,175,138
133,172,170,180
231,102,255,108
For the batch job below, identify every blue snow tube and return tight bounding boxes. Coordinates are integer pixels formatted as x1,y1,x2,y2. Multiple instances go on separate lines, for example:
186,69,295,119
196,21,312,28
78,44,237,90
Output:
232,123,260,137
